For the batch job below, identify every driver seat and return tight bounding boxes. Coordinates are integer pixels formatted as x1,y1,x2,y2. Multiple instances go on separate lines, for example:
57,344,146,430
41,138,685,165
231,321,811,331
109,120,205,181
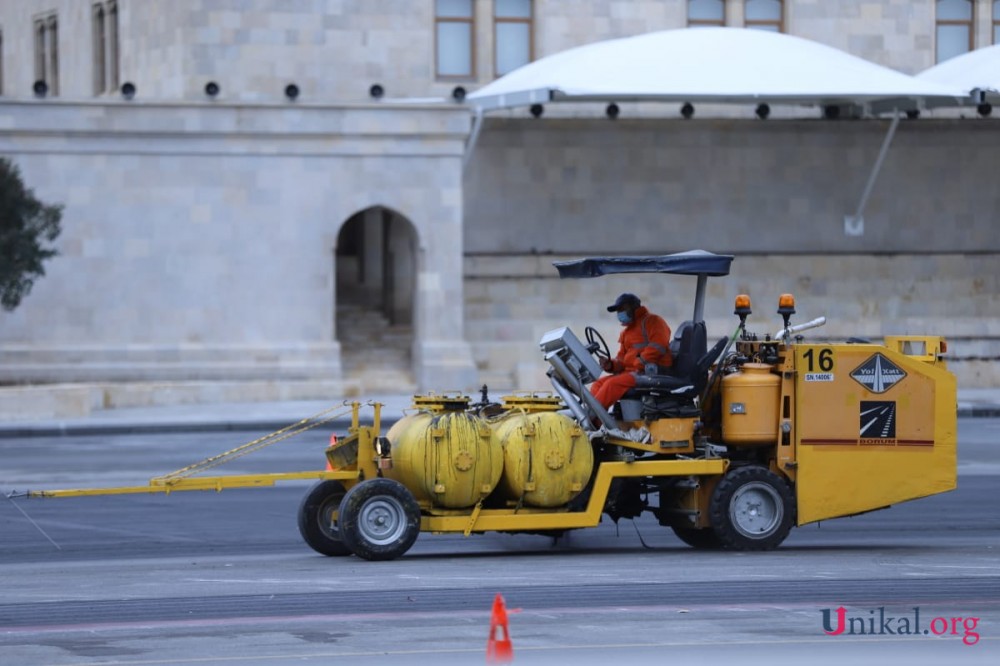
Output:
617,321,726,420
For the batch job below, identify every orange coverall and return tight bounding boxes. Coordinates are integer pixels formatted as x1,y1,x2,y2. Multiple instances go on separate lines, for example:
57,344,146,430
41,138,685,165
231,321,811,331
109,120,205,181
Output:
590,306,673,409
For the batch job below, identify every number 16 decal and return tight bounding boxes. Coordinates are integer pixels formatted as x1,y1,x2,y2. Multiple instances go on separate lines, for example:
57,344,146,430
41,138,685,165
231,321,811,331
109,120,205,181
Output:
803,348,834,382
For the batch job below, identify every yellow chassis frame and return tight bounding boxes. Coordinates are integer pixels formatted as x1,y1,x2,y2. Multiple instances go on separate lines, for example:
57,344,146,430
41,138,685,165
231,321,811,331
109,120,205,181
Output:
421,459,726,535
23,401,729,536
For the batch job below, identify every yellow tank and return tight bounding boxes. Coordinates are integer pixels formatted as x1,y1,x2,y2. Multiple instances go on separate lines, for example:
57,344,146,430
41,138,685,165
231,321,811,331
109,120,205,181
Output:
493,395,593,508
722,363,781,446
384,395,503,509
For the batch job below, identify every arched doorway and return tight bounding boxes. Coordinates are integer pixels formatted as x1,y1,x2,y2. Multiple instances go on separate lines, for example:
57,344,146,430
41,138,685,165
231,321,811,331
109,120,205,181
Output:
335,206,418,391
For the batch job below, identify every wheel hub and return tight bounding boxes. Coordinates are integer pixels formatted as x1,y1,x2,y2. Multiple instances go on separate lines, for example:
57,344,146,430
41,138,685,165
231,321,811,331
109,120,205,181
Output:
730,481,782,538
358,498,407,545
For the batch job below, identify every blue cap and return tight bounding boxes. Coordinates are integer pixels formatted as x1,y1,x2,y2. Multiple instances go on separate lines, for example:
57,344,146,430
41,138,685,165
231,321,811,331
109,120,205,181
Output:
607,293,640,312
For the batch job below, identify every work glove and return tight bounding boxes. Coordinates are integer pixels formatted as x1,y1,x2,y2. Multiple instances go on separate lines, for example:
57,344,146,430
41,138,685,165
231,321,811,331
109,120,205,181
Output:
601,358,615,373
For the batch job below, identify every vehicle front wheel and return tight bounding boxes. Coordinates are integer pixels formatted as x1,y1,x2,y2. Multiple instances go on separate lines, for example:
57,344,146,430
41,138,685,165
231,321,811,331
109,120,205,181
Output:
709,466,795,551
298,480,351,556
339,478,421,561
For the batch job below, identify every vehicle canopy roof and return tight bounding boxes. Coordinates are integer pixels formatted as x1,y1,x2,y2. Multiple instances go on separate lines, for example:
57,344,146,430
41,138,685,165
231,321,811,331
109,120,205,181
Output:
553,249,733,279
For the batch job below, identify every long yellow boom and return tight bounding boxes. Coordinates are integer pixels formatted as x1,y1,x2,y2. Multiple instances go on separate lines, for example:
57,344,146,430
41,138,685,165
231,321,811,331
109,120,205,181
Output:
13,401,380,500
25,469,359,498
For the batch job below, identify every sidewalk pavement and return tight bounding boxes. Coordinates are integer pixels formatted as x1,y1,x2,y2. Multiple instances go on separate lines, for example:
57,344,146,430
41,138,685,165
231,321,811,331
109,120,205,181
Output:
0,389,998,438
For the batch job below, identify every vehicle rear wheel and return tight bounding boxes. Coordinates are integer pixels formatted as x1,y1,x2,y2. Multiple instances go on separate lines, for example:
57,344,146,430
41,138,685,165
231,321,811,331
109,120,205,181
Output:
671,525,723,549
339,478,421,561
298,480,351,556
709,466,794,551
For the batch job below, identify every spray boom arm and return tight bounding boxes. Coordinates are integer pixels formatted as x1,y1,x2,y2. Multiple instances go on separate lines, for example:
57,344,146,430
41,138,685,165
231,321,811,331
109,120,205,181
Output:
775,316,827,342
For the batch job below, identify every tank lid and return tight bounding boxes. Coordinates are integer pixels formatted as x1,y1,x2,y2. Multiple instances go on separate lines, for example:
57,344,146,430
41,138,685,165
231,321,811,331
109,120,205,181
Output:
501,393,563,412
410,393,470,412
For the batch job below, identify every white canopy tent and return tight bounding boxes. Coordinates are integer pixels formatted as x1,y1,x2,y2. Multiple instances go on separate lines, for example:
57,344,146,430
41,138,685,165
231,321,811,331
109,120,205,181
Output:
462,28,972,237
917,43,1000,109
467,28,966,114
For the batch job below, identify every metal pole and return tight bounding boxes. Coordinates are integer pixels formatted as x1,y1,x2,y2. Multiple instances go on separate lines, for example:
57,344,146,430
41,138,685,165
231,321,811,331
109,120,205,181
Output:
693,274,707,322
844,110,901,237
462,107,484,170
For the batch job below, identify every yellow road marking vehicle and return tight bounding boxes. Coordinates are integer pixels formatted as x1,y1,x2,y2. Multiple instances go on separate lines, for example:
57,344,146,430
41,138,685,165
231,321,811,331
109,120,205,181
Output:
21,251,957,561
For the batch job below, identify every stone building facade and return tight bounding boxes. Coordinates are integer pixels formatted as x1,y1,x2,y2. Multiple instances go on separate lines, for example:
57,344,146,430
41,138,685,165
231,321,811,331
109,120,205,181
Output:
0,1,996,415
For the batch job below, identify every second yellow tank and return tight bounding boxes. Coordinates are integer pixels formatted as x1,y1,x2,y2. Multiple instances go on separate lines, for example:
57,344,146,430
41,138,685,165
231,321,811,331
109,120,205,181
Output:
492,396,593,508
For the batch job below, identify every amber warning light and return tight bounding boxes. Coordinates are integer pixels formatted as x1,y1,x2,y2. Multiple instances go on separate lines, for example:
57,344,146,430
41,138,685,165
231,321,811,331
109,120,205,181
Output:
734,294,752,317
778,293,796,314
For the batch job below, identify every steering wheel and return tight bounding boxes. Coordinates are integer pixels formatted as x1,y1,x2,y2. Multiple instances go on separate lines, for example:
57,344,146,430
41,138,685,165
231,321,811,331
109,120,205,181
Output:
584,326,611,365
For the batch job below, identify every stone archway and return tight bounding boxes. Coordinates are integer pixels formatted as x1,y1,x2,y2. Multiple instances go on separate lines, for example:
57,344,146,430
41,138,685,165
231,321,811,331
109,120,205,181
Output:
335,206,418,392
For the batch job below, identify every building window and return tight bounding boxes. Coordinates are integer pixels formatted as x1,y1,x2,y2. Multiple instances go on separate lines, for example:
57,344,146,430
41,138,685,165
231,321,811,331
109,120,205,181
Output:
92,4,106,94
936,0,973,63
436,0,474,79
688,0,725,27
108,1,119,90
34,13,59,96
92,1,120,95
495,0,532,77
993,0,999,43
745,0,783,32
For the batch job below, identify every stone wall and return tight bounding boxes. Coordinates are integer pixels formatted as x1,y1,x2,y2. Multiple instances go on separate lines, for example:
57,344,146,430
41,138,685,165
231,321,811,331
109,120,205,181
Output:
0,100,476,390
4,1,994,103
462,118,1000,389
464,253,999,390
464,118,1000,255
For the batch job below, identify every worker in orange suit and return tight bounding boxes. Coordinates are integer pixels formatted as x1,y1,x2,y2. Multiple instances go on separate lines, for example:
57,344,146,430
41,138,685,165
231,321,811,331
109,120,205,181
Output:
590,293,673,410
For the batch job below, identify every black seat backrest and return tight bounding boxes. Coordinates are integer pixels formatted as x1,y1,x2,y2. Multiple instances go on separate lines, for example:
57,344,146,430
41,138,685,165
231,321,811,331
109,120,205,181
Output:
669,320,706,378
696,337,728,378
628,333,728,404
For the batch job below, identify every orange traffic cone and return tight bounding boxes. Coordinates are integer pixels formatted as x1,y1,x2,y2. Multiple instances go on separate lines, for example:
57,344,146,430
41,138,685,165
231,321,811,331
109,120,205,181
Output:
325,434,336,471
486,593,514,663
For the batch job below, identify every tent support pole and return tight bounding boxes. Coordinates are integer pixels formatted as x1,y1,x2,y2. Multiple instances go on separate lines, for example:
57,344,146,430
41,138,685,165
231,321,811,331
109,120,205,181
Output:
462,107,485,170
844,110,900,236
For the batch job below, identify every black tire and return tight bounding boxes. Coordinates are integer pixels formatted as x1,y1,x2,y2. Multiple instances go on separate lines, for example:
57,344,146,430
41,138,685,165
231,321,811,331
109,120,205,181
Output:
671,525,723,549
339,478,421,561
297,480,351,556
709,466,795,551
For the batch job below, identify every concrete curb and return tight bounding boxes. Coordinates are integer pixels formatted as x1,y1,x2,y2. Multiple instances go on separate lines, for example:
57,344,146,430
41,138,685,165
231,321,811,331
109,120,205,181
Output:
958,406,1000,418
0,418,360,439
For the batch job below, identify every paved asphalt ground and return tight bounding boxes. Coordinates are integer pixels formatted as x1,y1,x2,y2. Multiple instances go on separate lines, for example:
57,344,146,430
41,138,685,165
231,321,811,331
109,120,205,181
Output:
0,396,997,665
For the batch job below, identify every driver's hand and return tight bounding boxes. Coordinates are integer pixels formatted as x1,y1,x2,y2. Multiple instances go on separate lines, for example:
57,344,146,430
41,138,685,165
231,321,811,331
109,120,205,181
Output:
601,359,615,373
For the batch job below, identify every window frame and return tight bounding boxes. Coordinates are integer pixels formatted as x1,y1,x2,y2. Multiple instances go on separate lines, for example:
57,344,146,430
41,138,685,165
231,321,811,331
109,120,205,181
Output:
687,0,726,27
935,0,974,63
993,0,1000,44
107,0,119,91
434,0,476,81
93,3,106,95
33,12,59,96
47,14,58,96
493,0,533,78
91,2,120,96
34,18,46,88
744,0,784,33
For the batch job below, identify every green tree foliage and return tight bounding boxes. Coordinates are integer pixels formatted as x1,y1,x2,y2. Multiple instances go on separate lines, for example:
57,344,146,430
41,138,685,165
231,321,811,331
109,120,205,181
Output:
0,157,63,311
